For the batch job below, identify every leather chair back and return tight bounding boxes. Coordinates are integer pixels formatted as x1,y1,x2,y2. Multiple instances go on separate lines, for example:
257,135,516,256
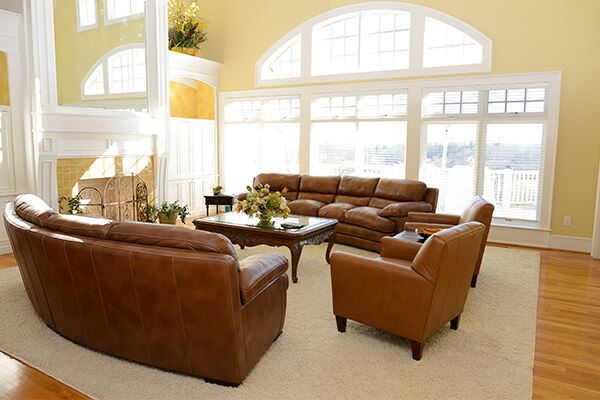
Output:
412,222,485,338
458,196,494,275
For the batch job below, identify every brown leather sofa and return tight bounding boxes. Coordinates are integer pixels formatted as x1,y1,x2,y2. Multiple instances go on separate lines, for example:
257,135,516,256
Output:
4,194,289,386
330,222,485,360
250,173,439,252
404,196,494,288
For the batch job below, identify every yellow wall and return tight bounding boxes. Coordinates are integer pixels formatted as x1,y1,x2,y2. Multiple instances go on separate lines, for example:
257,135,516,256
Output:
170,80,215,120
0,52,9,106
53,0,145,105
212,0,600,239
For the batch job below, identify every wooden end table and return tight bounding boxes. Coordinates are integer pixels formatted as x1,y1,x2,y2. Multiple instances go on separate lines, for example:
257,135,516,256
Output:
203,194,234,216
193,212,337,283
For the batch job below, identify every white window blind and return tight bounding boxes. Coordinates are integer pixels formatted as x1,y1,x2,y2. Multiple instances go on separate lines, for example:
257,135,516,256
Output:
420,85,549,222
310,92,407,178
223,97,301,193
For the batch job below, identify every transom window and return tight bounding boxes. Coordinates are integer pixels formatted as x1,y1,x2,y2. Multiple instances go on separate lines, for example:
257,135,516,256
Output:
104,0,145,22
257,2,491,85
77,0,97,30
82,44,147,99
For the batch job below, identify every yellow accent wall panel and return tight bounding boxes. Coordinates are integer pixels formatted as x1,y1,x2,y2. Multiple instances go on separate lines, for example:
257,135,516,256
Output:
170,81,198,119
0,52,9,106
196,81,215,120
214,0,600,239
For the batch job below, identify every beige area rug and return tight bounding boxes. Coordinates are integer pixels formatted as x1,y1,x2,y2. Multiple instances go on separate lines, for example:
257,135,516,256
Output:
0,244,539,400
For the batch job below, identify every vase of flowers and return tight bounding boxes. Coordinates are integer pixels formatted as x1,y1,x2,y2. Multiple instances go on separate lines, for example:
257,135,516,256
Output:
168,0,208,56
234,184,291,227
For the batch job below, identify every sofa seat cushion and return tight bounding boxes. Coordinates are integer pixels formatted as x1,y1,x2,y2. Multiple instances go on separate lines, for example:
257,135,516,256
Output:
379,201,433,218
318,203,356,221
344,206,396,233
288,199,326,216
44,213,112,239
336,222,391,242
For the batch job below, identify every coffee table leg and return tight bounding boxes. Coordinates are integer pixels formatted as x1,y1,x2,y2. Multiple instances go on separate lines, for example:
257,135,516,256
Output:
288,244,303,284
325,233,336,264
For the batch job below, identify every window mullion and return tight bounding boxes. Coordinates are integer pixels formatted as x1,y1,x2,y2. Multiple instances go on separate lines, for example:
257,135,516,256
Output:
299,93,311,174
405,86,422,179
474,90,488,196
408,13,425,72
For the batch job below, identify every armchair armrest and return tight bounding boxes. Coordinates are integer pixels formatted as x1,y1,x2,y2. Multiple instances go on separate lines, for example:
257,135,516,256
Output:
378,201,433,218
238,253,288,303
380,237,422,261
407,212,460,225
404,222,455,232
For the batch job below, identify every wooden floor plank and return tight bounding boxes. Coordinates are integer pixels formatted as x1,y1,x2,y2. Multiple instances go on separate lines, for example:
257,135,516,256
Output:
1,245,599,399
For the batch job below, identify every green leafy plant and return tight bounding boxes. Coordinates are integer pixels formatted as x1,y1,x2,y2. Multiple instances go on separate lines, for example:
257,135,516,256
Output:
168,0,208,51
59,195,82,215
158,200,190,224
145,204,158,223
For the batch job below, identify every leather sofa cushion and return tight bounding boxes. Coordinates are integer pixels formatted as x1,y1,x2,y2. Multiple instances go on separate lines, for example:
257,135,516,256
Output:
254,173,300,201
318,203,356,221
288,199,325,216
108,221,237,256
335,194,371,206
374,179,427,202
44,213,112,239
344,206,396,233
379,201,433,218
337,176,379,197
336,222,391,242
298,192,335,204
299,175,340,194
238,253,288,303
14,194,57,227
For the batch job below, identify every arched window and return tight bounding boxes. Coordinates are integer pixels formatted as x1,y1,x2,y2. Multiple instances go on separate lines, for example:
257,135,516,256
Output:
81,44,146,99
256,2,491,85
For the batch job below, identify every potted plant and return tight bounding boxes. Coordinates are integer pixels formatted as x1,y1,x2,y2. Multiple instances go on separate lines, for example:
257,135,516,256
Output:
234,184,290,227
145,204,158,223
168,0,208,56
213,185,223,195
59,195,82,215
157,200,190,225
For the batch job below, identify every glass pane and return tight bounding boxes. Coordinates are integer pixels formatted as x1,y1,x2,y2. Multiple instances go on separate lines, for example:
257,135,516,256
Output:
423,17,483,67
310,122,356,175
261,35,301,80
54,0,147,111
483,123,544,221
420,123,477,214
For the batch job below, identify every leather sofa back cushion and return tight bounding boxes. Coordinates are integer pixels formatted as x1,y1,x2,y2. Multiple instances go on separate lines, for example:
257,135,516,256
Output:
14,194,58,227
298,192,335,204
337,176,379,197
108,221,237,256
368,197,395,209
335,194,371,207
374,179,427,202
299,175,340,194
44,213,112,239
254,173,300,192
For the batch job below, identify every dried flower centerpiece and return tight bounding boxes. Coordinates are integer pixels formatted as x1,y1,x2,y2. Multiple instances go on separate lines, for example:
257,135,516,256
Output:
168,0,208,56
234,184,291,227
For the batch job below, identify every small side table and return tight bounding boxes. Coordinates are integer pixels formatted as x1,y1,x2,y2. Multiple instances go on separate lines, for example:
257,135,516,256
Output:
204,194,234,216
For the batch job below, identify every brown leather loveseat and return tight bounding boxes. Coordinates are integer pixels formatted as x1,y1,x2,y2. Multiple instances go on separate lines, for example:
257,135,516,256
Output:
4,194,289,386
251,173,439,252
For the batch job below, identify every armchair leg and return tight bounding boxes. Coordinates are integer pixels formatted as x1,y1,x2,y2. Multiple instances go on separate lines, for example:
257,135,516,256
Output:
450,315,461,330
335,316,347,332
410,341,423,361
470,274,478,288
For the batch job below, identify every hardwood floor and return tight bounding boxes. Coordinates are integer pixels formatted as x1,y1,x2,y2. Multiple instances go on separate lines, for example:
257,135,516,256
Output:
0,247,599,399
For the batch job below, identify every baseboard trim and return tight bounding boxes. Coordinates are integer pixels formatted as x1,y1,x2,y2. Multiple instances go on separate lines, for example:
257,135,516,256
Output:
548,235,592,253
488,225,591,253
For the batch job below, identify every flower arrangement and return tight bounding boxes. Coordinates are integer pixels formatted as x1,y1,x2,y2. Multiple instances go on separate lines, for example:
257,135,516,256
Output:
234,184,291,226
168,0,208,55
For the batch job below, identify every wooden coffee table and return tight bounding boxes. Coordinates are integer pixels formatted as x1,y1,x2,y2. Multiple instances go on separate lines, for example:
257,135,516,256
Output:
193,212,337,283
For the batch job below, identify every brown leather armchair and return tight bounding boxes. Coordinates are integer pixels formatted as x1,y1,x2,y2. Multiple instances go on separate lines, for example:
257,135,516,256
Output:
330,222,485,360
404,196,494,287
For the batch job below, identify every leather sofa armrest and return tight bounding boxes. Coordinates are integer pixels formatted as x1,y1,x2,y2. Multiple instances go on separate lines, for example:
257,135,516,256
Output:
404,222,455,232
379,201,432,218
407,212,460,225
380,237,422,261
238,253,288,303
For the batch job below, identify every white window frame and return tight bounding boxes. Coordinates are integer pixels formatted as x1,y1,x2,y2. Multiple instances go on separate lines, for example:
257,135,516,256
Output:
221,72,560,233
81,43,147,100
256,2,492,86
103,0,145,26
76,0,98,31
